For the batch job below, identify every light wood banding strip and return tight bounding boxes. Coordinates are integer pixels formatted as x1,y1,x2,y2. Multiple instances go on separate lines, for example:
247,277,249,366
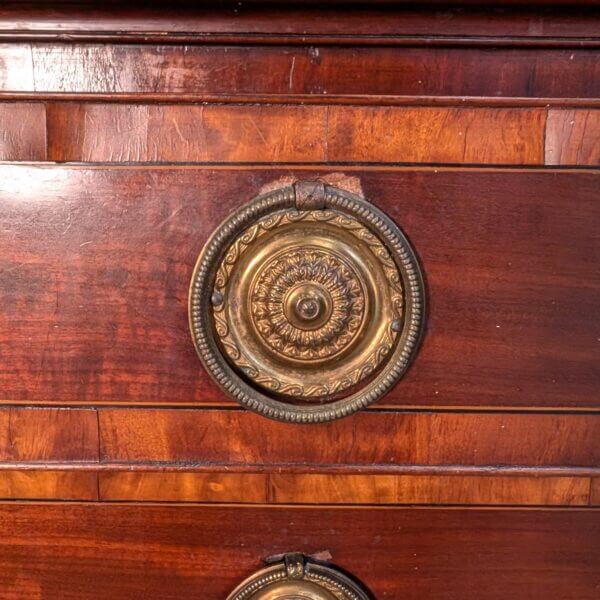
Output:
0,470,97,500
269,473,591,506
545,109,600,165
98,471,591,506
590,478,600,505
4,103,599,166
0,103,46,160
46,103,327,163
328,106,546,164
0,408,98,462
45,104,547,165
98,409,600,469
99,472,268,503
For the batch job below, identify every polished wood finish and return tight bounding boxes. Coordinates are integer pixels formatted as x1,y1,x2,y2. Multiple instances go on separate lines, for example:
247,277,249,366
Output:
1,6,599,39
545,109,600,165
1,166,597,409
0,504,598,599
328,107,545,164
0,408,98,462
45,103,546,165
0,102,46,160
0,469,595,506
99,409,600,468
0,470,97,500
0,407,600,486
6,103,600,165
99,472,268,503
46,103,327,163
4,103,600,165
98,471,592,506
269,473,592,506
591,478,600,505
0,44,598,100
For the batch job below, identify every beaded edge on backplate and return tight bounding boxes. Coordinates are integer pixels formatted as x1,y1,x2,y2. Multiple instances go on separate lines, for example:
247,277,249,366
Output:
188,183,424,423
225,559,371,600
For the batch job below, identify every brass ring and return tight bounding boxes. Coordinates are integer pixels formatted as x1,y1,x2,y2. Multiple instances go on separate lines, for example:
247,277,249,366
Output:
226,554,370,600
189,182,424,423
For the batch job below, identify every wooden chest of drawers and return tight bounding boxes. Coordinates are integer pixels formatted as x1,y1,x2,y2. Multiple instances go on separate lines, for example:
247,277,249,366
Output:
0,2,598,598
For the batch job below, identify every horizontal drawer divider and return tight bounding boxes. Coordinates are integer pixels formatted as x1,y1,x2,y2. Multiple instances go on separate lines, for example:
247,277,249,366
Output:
1,408,598,468
2,92,600,108
0,468,599,506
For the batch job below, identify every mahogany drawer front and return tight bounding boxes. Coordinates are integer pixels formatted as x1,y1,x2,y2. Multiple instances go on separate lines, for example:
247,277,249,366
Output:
0,165,598,410
0,43,599,100
0,503,598,600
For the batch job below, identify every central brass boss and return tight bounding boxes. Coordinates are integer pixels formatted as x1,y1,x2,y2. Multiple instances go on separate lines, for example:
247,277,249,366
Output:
189,181,424,422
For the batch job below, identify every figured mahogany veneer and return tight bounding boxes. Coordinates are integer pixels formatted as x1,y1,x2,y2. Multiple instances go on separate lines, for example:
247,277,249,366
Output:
4,103,600,165
0,470,598,505
2,406,599,505
1,166,598,409
0,504,598,599
46,104,546,165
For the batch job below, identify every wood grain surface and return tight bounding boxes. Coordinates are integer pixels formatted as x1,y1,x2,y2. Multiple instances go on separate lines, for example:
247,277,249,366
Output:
3,103,598,165
0,504,598,599
46,103,328,163
45,103,545,165
0,102,46,160
591,478,600,505
98,409,600,469
98,471,269,503
0,468,595,505
328,106,545,164
100,471,592,506
0,470,97,500
545,109,600,165
1,44,598,100
0,408,98,462
1,6,598,39
0,406,597,503
268,473,592,506
0,166,597,409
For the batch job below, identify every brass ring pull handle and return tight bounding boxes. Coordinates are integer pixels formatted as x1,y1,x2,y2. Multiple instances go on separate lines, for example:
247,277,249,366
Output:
189,180,424,423
226,553,371,599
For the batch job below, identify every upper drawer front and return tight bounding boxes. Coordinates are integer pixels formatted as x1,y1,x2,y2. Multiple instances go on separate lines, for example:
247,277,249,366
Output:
1,42,598,98
1,165,597,409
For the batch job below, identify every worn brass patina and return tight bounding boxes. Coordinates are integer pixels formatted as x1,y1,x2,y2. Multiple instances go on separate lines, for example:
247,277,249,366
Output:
189,180,424,423
226,554,370,600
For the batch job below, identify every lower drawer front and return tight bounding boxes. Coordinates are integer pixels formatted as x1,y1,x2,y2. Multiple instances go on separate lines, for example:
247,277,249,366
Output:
0,504,598,599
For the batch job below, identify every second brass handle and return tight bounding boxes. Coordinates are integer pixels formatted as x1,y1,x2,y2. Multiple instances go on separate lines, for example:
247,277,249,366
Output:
226,553,370,599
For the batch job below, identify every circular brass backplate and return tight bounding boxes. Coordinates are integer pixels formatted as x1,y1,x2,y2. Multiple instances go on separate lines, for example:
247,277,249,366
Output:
189,182,424,423
226,555,370,600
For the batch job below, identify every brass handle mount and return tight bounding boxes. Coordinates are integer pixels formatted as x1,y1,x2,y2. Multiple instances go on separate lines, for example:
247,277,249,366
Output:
226,553,370,600
189,180,424,423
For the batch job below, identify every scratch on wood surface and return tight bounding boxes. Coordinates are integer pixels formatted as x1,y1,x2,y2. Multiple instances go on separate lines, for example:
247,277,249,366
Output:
288,56,296,91
247,116,268,147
